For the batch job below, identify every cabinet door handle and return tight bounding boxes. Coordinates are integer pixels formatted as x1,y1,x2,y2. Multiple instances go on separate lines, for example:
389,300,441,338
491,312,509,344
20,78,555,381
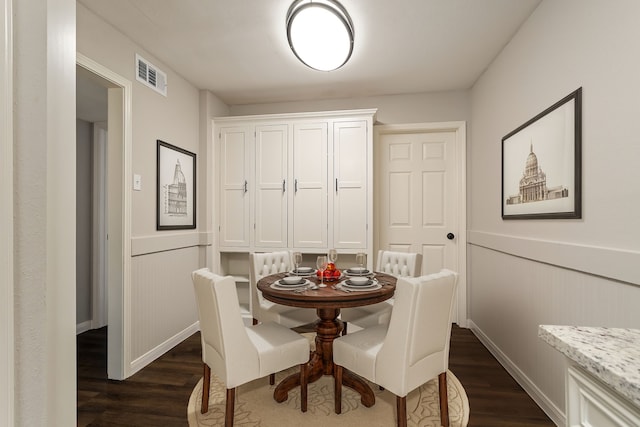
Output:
294,179,298,193
244,180,248,193
335,178,338,193
282,179,286,193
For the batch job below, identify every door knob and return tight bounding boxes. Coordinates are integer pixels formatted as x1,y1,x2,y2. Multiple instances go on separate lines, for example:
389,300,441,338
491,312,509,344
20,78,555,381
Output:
447,233,455,240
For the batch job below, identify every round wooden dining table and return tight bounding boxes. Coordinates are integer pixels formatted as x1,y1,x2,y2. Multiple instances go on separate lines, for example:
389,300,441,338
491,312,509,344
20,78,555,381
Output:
257,271,397,408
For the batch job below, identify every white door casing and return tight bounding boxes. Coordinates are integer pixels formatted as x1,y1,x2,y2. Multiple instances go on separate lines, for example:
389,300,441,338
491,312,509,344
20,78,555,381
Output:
1,0,14,423
375,122,467,326
77,53,133,379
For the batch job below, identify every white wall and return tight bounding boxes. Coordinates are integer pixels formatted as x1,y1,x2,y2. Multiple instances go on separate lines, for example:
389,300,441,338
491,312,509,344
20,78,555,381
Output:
13,0,76,424
1,0,13,424
199,90,229,273
230,90,470,125
77,4,201,237
77,4,227,376
468,0,640,424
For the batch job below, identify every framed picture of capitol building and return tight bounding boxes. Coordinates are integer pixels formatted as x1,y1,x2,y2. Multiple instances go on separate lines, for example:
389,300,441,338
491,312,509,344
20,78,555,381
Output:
157,140,196,230
502,88,582,219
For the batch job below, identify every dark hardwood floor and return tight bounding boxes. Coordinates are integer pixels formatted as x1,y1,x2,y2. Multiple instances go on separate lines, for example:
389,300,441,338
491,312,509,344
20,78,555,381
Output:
447,327,555,427
77,325,555,426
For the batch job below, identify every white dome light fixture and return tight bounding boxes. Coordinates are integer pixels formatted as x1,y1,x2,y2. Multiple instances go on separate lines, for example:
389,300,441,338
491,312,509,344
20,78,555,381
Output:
286,0,354,71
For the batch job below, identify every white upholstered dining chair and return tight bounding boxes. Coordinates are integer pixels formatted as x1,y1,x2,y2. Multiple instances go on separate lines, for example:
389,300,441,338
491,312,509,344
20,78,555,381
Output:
333,269,458,427
377,250,423,277
191,268,310,425
249,251,317,328
340,250,423,330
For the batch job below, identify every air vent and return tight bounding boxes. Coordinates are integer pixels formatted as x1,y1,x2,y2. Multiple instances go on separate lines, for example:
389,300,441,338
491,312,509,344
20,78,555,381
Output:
135,54,167,96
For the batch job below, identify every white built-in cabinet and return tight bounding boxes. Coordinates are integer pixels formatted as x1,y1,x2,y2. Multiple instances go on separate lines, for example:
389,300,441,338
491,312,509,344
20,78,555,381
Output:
215,109,376,278
219,124,252,248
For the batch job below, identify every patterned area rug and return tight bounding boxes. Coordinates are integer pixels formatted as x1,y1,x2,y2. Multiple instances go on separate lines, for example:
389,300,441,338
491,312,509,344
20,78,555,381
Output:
187,366,469,427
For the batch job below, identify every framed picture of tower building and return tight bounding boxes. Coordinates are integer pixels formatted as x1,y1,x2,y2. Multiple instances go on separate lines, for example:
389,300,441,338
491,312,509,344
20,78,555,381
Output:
502,88,582,219
157,140,196,230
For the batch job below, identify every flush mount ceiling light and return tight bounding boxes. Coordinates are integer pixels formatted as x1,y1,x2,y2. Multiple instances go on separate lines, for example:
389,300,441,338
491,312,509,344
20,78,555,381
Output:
286,0,354,71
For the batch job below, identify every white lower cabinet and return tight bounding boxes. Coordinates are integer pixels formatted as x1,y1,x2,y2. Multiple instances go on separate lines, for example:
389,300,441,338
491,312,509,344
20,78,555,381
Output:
567,366,640,427
214,109,376,263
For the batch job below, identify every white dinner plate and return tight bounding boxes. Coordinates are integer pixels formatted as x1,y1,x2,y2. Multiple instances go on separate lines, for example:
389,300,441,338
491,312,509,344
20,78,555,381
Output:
345,278,373,287
289,268,316,276
344,268,371,276
339,282,382,292
278,278,307,286
271,279,311,290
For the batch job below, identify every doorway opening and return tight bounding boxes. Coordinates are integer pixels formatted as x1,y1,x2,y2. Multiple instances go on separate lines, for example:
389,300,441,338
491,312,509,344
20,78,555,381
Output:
76,54,132,380
76,66,108,335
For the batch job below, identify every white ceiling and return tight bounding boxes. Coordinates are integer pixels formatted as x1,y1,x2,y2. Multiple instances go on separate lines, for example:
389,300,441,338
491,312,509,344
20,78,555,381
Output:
77,0,541,107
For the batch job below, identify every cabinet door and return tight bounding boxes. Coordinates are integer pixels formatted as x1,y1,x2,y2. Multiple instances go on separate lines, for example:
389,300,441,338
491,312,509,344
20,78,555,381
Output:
568,366,640,427
219,126,252,247
333,120,368,249
254,124,288,248
291,122,328,248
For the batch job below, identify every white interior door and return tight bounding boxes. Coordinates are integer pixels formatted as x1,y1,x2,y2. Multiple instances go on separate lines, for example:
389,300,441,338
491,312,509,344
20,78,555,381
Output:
375,123,467,325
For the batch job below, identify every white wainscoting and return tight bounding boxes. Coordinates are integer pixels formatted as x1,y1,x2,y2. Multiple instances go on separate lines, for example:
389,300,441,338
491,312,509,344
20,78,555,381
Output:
131,232,213,256
468,231,640,286
129,244,202,375
468,231,640,426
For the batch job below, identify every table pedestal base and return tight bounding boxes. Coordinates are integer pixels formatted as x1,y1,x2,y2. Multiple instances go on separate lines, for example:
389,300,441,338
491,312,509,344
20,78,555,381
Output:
273,308,375,408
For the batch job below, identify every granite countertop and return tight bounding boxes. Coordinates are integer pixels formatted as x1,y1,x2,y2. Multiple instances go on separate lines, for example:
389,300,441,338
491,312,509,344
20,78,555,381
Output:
539,325,640,408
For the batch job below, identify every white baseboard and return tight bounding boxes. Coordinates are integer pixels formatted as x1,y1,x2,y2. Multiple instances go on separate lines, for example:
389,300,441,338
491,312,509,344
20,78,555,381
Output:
468,320,565,427
129,322,200,376
76,320,92,335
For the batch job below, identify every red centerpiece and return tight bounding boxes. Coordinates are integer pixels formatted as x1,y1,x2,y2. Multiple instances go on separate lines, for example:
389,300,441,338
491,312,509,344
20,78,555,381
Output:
317,262,341,282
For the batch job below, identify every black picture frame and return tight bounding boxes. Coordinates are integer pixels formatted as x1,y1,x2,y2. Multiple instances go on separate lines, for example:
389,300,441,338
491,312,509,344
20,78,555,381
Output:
156,140,196,230
502,88,582,220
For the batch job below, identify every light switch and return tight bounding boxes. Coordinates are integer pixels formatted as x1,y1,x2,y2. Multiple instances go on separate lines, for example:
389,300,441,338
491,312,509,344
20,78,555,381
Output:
133,174,142,191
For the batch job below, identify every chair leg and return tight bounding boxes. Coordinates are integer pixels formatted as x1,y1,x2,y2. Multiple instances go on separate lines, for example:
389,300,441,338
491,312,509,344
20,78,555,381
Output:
269,373,275,385
201,363,211,414
396,395,407,427
225,387,235,427
300,363,308,413
334,364,343,414
438,372,450,427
